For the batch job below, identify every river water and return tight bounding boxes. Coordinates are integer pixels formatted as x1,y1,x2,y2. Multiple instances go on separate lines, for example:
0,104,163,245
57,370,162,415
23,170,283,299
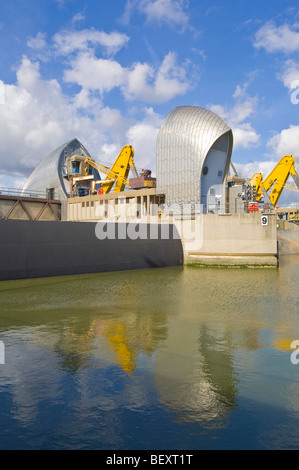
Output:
0,256,299,450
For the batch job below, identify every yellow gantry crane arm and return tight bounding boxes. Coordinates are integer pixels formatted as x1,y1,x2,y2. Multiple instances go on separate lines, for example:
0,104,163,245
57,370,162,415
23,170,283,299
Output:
247,155,299,207
84,145,138,194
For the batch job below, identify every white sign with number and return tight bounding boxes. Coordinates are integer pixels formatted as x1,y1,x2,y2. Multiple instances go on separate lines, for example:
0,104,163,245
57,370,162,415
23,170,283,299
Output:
261,215,268,226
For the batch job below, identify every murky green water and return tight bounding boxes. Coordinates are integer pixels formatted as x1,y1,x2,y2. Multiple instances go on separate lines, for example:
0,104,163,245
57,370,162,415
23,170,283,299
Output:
1,257,299,450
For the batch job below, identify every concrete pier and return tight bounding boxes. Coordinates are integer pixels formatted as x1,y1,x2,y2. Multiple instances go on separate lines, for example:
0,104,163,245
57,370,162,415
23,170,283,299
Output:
277,221,299,255
175,212,278,267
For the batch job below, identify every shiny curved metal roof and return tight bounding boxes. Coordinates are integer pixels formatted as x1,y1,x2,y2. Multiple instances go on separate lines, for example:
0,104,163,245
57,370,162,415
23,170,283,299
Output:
156,106,233,204
23,138,99,201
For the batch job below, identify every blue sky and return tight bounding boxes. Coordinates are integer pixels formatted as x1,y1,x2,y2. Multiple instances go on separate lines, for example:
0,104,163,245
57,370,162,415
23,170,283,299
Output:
1,0,299,205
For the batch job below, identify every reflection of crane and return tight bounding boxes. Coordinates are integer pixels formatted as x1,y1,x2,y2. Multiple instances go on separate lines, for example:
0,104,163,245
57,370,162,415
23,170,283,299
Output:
85,145,139,194
102,323,136,373
247,155,299,208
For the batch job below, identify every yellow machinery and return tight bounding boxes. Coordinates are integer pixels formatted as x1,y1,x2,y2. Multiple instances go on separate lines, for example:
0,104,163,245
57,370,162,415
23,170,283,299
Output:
67,145,139,196
85,145,139,194
247,155,299,207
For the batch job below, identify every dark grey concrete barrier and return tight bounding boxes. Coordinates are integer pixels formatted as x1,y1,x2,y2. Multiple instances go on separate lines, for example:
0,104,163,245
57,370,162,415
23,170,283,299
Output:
0,220,183,281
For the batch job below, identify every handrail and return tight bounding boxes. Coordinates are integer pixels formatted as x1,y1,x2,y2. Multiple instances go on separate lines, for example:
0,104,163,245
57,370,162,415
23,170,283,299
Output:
0,187,56,200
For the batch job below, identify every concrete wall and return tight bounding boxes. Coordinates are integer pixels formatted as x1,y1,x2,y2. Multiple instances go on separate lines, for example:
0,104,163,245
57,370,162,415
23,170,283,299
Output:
0,220,183,281
177,212,278,266
277,221,299,255
67,189,164,222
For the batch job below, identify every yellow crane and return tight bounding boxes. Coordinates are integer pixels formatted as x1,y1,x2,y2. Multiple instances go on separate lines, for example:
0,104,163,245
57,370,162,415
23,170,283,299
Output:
247,155,299,207
68,145,139,196
85,145,139,194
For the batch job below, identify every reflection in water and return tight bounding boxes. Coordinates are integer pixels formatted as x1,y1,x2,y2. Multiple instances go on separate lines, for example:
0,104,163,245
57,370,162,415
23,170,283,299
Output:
0,259,299,449
100,311,168,374
102,323,136,373
154,321,238,428
54,321,97,373
199,327,237,420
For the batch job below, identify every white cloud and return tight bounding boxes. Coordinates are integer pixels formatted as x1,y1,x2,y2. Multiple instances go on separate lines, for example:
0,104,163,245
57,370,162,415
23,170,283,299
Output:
232,125,260,149
0,58,71,176
27,26,192,104
53,28,129,56
0,18,196,188
72,13,86,25
278,59,299,91
209,82,260,149
234,160,277,179
126,107,163,174
254,21,299,54
0,174,27,190
140,0,189,28
253,21,299,106
64,50,191,103
124,52,191,102
64,53,126,94
0,19,195,187
27,32,47,50
267,125,299,158
0,56,162,187
232,84,257,121
27,28,129,58
127,123,158,172
122,0,189,30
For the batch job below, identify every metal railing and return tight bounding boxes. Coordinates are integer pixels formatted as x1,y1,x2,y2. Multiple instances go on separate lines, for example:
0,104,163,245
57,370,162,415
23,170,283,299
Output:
0,187,55,200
